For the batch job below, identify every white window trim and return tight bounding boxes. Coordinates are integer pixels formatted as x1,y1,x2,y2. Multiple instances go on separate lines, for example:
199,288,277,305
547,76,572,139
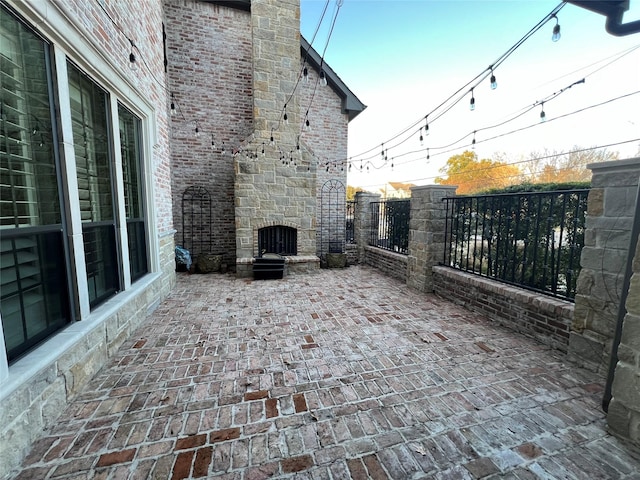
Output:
0,0,163,387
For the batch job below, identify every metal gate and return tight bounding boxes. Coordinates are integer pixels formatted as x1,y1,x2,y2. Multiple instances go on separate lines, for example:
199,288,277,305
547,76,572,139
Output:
181,186,212,260
320,179,346,257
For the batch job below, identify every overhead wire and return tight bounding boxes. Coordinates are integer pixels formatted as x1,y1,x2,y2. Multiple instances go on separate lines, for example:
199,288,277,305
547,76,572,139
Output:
347,2,567,162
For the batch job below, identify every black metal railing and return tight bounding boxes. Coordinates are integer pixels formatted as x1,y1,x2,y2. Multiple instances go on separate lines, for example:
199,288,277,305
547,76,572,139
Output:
370,199,410,254
443,189,589,300
346,200,356,244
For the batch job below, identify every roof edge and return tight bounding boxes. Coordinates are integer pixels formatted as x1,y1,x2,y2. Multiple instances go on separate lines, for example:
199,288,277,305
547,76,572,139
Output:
201,0,251,11
301,36,366,122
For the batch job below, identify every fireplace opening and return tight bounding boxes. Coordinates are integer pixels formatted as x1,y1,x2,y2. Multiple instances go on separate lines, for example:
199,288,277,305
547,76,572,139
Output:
258,226,297,256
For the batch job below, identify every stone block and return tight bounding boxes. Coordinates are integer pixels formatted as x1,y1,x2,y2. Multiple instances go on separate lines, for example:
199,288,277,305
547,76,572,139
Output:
605,186,639,217
611,362,640,407
620,313,640,351
568,331,605,366
197,253,222,273
627,277,640,315
607,398,631,439
326,253,347,268
587,188,604,216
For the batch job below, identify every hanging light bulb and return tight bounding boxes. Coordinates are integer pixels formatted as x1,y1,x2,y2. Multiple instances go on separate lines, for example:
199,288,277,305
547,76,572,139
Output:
221,142,226,153
170,94,176,116
303,66,309,82
419,127,424,146
540,102,546,122
427,148,430,161
305,117,310,130
320,70,327,86
381,144,385,158
261,142,266,156
470,89,476,111
552,14,561,42
490,69,497,90
425,116,429,135
128,39,137,70
194,122,200,137
472,131,476,149
211,134,216,150
283,105,288,124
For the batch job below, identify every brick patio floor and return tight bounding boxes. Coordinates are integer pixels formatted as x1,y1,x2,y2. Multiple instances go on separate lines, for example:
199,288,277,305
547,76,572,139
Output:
10,265,640,479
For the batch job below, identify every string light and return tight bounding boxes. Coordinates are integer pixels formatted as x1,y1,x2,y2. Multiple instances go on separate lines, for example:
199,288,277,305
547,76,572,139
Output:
489,68,497,90
128,39,137,70
320,70,327,86
419,127,424,146
540,102,546,122
170,93,176,116
261,142,266,156
270,128,275,145
303,65,309,82
469,89,476,111
283,105,288,124
194,121,200,137
211,134,216,150
472,130,476,149
221,142,226,154
551,14,561,42
425,116,429,135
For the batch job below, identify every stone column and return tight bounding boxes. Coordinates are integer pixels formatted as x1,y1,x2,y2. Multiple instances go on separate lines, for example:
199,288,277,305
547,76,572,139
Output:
407,185,457,292
569,158,640,372
608,232,640,447
354,191,380,264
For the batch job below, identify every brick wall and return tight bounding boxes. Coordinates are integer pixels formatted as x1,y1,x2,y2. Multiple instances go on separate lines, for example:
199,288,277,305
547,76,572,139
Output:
433,267,573,351
364,246,408,283
298,63,349,256
0,1,176,476
164,0,253,266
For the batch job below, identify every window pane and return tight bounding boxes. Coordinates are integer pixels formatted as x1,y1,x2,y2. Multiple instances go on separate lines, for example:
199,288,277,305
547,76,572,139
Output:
68,62,120,307
118,105,148,280
0,6,71,362
67,63,113,223
0,5,61,228
1,231,70,361
83,224,118,307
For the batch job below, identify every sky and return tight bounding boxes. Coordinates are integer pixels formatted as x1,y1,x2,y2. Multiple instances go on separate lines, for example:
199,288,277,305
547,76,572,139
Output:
299,0,640,191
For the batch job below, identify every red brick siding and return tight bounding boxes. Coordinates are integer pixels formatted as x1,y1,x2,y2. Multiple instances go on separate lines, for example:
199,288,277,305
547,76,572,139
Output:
298,62,349,256
164,0,253,264
364,246,408,282
432,266,573,351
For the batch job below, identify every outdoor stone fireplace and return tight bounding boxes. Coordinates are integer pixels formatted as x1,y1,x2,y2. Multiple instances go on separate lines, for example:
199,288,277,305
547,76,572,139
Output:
234,0,320,277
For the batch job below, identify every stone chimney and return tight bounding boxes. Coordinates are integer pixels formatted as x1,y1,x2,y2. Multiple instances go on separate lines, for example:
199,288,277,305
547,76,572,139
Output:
251,0,301,134
234,0,318,275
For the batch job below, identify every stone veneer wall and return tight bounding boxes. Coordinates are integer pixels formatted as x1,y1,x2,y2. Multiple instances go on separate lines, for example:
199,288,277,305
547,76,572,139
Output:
608,226,640,446
569,158,640,372
164,0,253,267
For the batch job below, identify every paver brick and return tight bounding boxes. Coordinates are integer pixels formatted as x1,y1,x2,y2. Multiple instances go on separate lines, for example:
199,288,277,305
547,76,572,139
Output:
7,266,640,480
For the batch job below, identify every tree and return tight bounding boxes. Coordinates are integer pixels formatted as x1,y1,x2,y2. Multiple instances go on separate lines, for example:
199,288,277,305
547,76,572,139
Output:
435,151,521,195
346,185,364,200
524,147,618,184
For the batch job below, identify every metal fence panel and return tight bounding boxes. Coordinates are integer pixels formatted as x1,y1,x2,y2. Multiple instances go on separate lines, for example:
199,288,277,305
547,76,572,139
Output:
369,199,410,254
443,190,589,301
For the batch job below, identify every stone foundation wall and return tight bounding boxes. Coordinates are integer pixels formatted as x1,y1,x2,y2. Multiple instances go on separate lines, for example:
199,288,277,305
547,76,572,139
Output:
0,234,175,477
